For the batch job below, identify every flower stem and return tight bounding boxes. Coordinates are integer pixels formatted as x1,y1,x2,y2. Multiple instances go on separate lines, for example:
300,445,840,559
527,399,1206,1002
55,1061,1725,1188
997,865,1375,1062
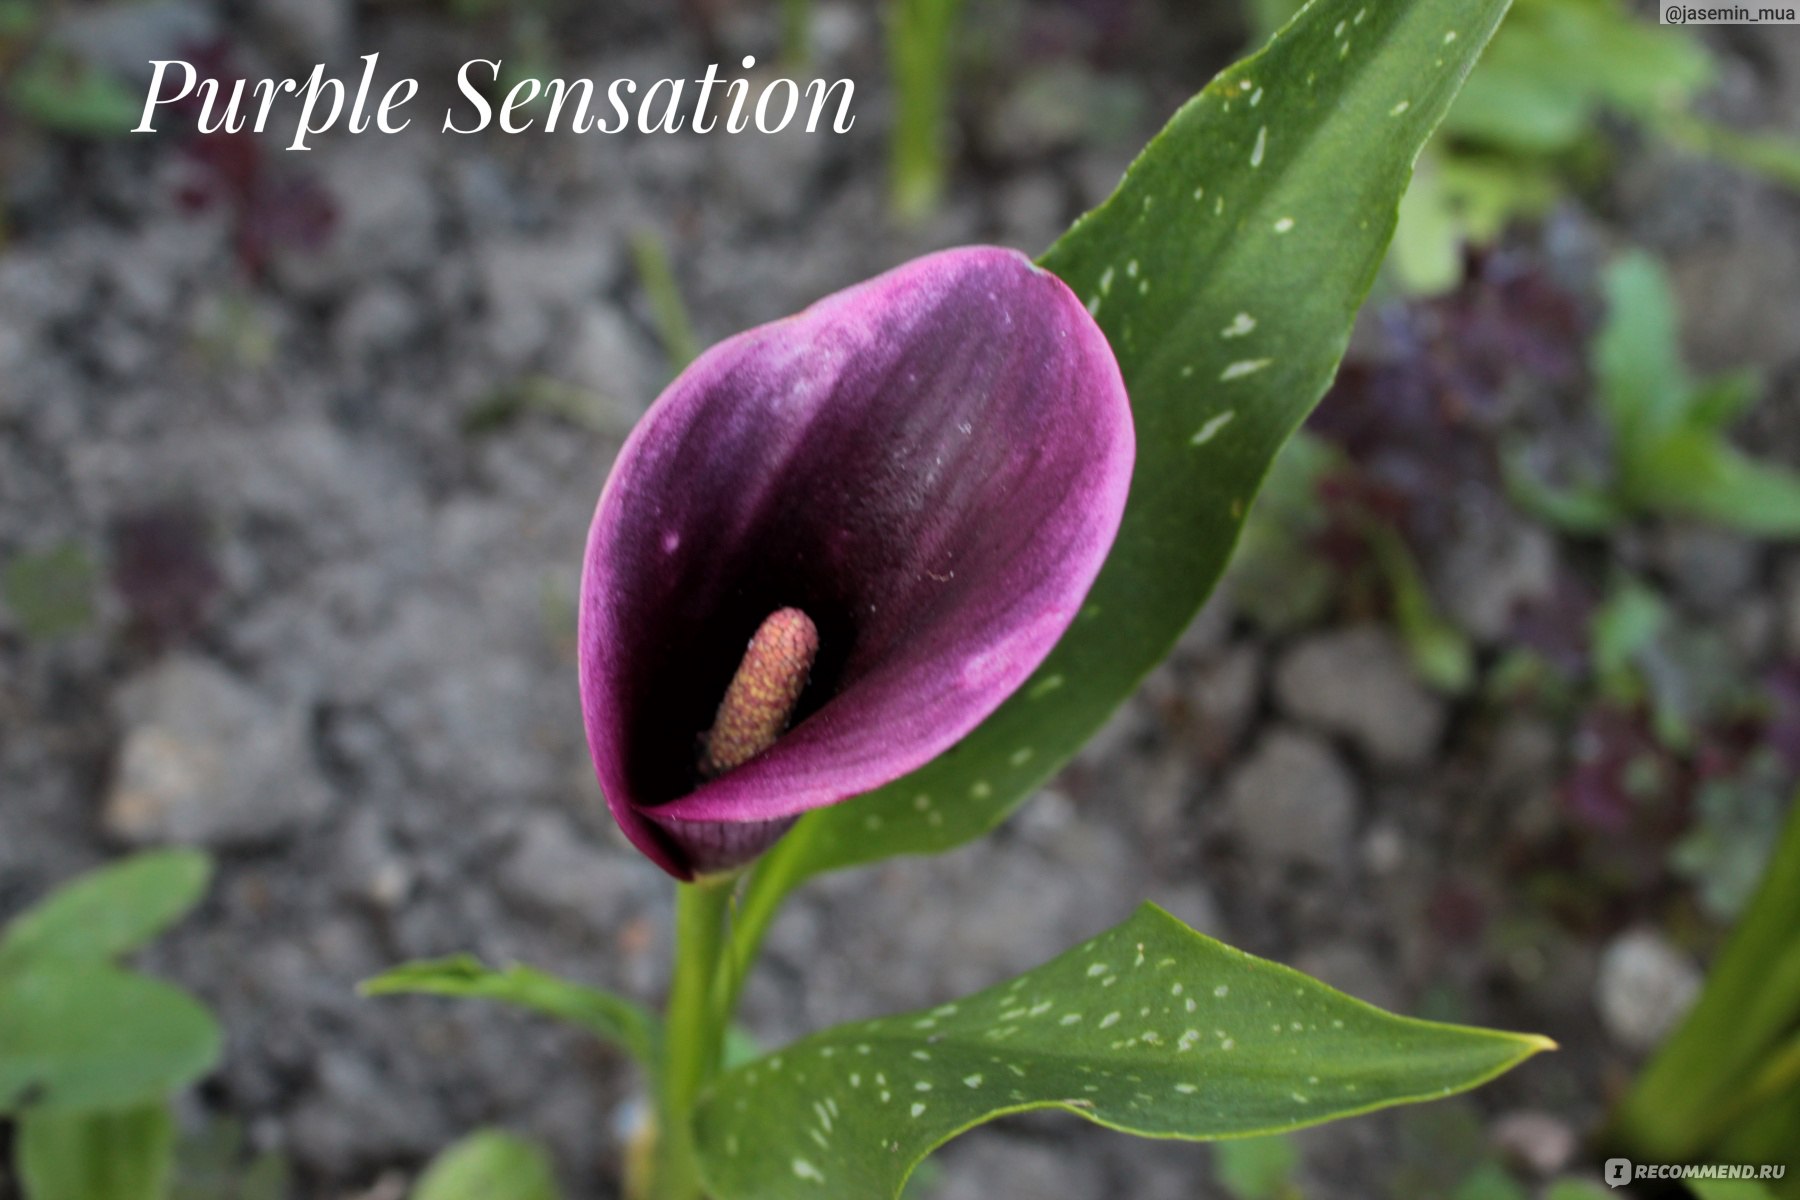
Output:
654,877,735,1200
712,823,814,1025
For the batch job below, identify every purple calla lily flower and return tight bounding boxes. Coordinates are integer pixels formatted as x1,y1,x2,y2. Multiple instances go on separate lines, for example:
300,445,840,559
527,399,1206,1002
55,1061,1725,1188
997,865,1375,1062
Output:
579,246,1133,880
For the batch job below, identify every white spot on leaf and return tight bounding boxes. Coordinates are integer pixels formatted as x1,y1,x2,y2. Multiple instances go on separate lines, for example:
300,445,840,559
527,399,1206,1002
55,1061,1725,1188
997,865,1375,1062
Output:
1191,411,1236,446
1220,359,1272,381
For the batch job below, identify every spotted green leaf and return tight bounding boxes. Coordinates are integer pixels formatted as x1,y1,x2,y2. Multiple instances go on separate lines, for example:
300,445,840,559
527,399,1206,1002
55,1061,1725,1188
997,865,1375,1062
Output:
694,905,1551,1199
361,956,659,1068
737,0,1515,920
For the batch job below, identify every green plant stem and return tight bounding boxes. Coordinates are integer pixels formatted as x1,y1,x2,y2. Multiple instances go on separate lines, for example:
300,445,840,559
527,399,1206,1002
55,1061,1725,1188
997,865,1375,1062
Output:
887,0,961,222
654,878,735,1200
712,826,812,1026
781,0,812,67
631,230,700,373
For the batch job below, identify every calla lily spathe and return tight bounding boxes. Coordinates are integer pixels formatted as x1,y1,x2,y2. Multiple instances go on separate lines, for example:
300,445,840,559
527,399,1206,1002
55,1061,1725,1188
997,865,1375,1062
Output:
579,246,1133,879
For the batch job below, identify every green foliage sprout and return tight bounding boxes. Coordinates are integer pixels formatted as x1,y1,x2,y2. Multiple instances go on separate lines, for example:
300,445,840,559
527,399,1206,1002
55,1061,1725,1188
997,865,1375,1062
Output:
1509,252,1800,536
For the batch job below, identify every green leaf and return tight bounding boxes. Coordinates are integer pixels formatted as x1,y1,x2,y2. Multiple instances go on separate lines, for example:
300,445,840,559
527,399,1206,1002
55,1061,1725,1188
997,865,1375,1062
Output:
694,905,1551,1200
0,961,221,1115
1552,0,1710,116
0,0,40,39
1214,1133,1301,1200
0,850,212,972
1502,452,1626,535
1690,1183,1783,1200
1631,433,1800,537
1661,111,1800,192
1688,369,1761,432
1595,251,1691,456
1440,47,1588,153
413,1130,563,1200
1391,152,1467,295
17,1101,176,1200
1,541,97,641
1713,1078,1800,1199
1590,576,1665,701
1614,789,1800,1160
8,46,143,137
1437,155,1559,242
1367,523,1474,694
1229,432,1340,636
1580,251,1800,536
738,0,1516,910
1440,0,1710,153
1546,1181,1613,1200
1671,763,1791,921
361,956,658,1068
1454,1162,1529,1200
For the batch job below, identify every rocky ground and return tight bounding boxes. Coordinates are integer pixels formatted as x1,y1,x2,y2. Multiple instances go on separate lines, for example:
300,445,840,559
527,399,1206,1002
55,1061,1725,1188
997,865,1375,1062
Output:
2,2,1799,1198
